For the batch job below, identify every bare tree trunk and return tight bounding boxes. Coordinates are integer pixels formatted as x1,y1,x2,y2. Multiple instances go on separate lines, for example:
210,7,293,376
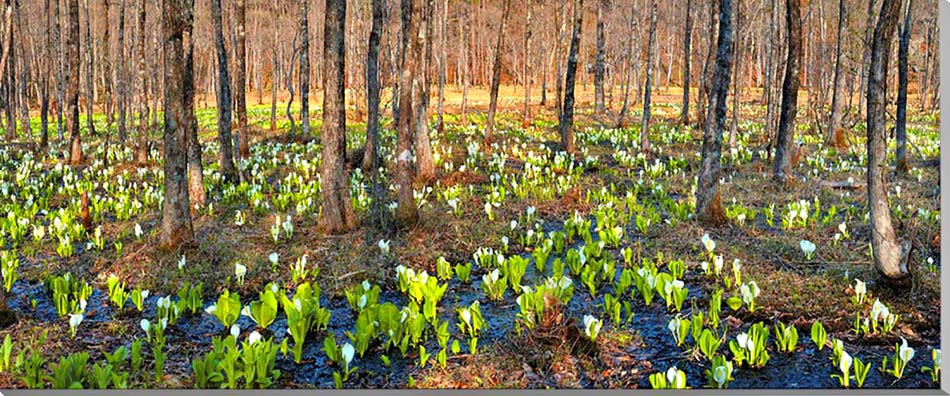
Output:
13,0,29,147
895,0,911,173
917,16,936,110
285,34,299,135
184,1,204,207
858,0,876,120
395,0,420,228
83,0,96,140
728,0,741,148
460,3,468,125
299,0,310,137
101,0,113,129
116,0,127,143
616,2,636,128
362,0,383,172
53,0,64,141
554,0,565,121
319,0,358,234
697,2,718,130
640,0,657,154
413,0,435,182
696,0,735,225
772,0,802,185
160,0,194,249
764,0,777,155
4,1,17,142
235,0,249,157
593,0,606,114
681,1,692,126
522,0,532,128
558,0,583,154
270,0,278,132
827,0,848,149
211,0,237,180
134,0,148,163
539,20,547,106
67,0,82,164
866,0,908,285
484,0,512,143
41,0,53,149
436,0,447,134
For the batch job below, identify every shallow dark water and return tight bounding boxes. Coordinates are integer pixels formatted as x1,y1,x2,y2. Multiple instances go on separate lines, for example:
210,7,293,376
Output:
3,215,940,389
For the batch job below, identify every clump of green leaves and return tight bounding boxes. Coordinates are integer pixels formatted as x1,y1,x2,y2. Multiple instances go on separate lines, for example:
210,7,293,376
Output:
47,273,92,317
323,336,356,388
481,269,508,301
280,282,331,363
454,262,472,283
192,332,281,389
729,322,770,369
243,284,279,330
774,322,798,353
650,366,687,389
206,289,242,330
697,329,722,361
881,337,916,380
811,321,827,351
705,355,734,388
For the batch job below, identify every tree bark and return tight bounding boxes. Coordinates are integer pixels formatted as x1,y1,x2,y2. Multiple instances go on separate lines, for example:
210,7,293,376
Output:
299,0,310,137
616,2,636,128
184,0,204,208
53,0,64,141
116,0,127,143
270,0,278,132
866,0,908,284
697,1,718,130
484,0,512,142
362,0,384,172
160,0,194,249
395,0,420,228
101,0,113,129
554,1,565,122
235,0,250,157
558,0,583,154
696,0,735,225
858,0,876,120
285,33,299,135
764,0,777,156
895,0,911,173
319,0,358,234
211,0,237,181
4,0,16,143
827,0,848,149
67,0,82,165
412,0,435,182
13,0,29,147
640,0,657,154
459,3,469,125
437,0,447,134
772,0,802,185
83,0,96,140
134,0,148,163
522,0,533,128
593,0,606,114
681,1,692,126
727,0,741,149
41,0,53,149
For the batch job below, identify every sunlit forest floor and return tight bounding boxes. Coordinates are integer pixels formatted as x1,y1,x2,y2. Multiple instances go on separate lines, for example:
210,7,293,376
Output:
0,85,940,389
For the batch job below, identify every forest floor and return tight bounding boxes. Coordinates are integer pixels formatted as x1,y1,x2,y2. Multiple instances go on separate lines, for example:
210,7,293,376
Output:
0,85,941,389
